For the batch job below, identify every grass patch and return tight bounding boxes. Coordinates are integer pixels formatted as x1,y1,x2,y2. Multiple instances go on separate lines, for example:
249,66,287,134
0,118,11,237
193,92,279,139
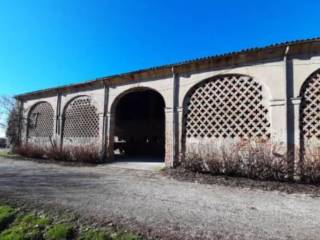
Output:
0,214,50,240
0,204,141,240
0,205,15,231
78,229,111,240
45,224,73,240
17,214,50,226
152,166,166,172
111,232,141,240
0,150,18,159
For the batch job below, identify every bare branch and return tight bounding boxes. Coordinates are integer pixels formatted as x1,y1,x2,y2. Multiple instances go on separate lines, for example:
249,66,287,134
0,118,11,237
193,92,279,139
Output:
0,95,15,130
0,96,14,108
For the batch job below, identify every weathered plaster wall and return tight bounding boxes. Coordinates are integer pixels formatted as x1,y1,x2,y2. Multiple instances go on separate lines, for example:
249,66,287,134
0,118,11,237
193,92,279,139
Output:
19,52,320,170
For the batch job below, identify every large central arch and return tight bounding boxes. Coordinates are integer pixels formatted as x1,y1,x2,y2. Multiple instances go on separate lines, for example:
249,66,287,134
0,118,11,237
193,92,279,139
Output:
110,88,165,160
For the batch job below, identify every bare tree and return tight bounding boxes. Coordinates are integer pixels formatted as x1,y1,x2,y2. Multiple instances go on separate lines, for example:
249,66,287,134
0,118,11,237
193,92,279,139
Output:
0,96,15,128
0,96,22,148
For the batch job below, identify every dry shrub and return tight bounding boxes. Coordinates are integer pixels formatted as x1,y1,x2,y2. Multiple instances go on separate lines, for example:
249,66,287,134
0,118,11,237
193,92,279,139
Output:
65,145,101,164
181,152,209,173
14,143,47,159
46,146,72,162
15,142,102,164
182,139,288,182
301,146,320,184
46,144,101,164
239,140,288,181
220,145,242,176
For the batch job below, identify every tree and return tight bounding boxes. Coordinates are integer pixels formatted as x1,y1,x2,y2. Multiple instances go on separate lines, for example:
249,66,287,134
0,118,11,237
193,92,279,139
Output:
0,96,14,128
0,96,23,148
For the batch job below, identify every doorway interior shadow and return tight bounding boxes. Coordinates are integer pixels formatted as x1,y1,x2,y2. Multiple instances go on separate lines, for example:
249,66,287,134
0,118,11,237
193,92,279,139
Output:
112,88,165,162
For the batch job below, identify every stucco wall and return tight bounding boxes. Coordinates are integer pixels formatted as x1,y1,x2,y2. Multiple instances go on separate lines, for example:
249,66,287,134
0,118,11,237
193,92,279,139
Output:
18,52,320,170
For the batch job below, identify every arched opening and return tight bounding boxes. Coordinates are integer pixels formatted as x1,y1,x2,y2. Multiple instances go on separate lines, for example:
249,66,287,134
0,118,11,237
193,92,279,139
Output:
27,101,54,145
299,69,320,162
112,88,165,161
62,96,99,146
182,74,270,155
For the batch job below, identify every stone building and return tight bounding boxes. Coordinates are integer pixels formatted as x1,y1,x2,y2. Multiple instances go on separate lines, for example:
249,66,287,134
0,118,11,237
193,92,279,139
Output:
15,38,320,172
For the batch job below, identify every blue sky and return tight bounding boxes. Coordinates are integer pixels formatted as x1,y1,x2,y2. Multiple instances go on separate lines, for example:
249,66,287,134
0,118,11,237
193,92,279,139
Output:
0,0,320,97
0,0,319,137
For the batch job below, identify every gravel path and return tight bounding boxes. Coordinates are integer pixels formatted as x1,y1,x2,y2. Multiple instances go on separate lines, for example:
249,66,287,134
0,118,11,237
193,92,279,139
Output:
0,157,319,240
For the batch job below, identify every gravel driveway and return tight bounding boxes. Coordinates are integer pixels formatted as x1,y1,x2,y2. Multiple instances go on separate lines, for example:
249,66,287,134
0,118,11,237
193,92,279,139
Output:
0,157,319,240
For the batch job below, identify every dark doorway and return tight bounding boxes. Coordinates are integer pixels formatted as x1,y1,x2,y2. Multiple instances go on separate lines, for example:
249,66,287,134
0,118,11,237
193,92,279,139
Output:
113,89,165,160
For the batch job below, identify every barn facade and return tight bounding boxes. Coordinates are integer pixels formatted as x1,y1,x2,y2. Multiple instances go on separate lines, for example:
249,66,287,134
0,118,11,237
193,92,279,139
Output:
15,39,320,173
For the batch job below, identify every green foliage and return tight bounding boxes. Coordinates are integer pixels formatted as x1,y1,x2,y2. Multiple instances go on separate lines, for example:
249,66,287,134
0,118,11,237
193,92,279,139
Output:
17,214,50,227
111,232,141,240
0,205,15,232
0,226,26,240
0,214,49,240
0,150,11,158
45,224,73,240
78,229,111,240
0,205,142,240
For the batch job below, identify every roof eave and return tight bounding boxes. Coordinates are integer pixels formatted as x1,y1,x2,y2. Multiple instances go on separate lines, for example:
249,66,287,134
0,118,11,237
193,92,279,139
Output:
15,37,320,100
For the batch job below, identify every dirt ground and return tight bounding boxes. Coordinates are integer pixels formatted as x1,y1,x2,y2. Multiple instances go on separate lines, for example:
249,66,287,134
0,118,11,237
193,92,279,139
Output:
163,167,320,196
0,157,319,240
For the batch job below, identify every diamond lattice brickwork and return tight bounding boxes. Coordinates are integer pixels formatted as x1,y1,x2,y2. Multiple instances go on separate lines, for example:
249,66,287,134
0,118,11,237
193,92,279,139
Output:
63,96,99,139
184,75,270,140
301,72,320,141
28,102,54,138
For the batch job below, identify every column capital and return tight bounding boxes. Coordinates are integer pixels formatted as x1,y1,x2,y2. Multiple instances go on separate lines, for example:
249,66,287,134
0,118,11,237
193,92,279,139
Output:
290,97,301,105
270,99,286,106
177,107,184,113
164,107,183,113
106,112,114,117
164,107,174,113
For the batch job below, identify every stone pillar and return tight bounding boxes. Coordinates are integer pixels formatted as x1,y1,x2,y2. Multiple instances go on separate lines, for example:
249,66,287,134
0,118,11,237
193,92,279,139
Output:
53,93,62,148
285,56,295,179
106,112,115,160
165,107,175,167
176,107,184,162
100,86,109,160
98,114,105,157
171,67,180,166
58,116,64,149
290,97,301,178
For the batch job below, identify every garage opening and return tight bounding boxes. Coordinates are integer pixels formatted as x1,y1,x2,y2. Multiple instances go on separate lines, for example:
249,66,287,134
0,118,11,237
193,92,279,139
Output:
113,89,165,161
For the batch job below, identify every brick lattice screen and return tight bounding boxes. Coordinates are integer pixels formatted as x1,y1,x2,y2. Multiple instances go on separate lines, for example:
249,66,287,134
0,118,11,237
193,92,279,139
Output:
63,96,99,139
184,75,270,140
28,102,54,139
301,71,320,142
